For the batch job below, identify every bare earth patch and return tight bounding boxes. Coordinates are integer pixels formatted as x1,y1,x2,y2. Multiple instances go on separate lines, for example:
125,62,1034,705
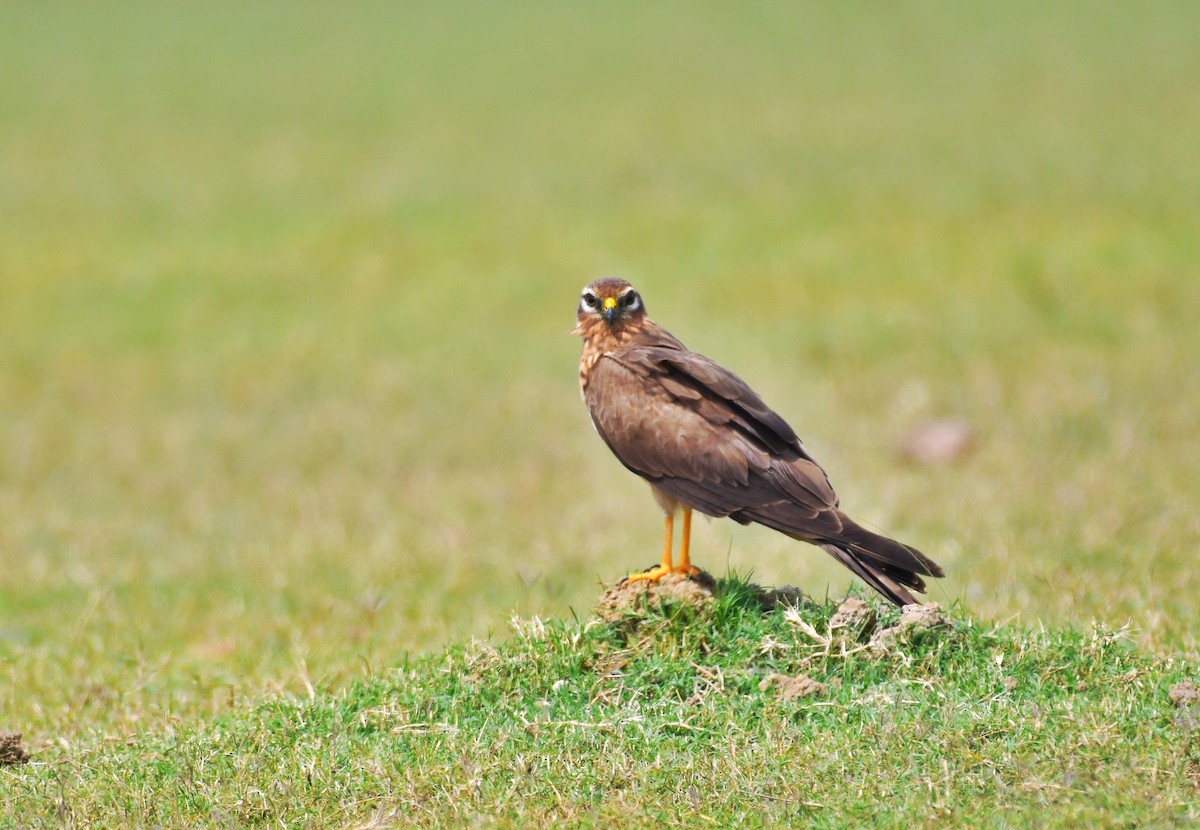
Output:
758,672,827,700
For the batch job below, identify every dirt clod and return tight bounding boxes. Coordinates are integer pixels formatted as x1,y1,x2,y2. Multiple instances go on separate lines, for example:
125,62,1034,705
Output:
1168,682,1200,707
759,672,827,700
1186,762,1200,792
596,570,717,623
869,602,952,651
0,733,30,766
829,598,877,641
755,585,809,611
1169,682,1200,733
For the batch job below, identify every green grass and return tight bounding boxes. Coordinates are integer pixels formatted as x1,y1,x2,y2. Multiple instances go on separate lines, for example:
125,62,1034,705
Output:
5,582,1197,827
2,1,1199,825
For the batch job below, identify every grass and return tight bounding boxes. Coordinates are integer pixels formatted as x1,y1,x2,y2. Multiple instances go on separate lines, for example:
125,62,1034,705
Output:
5,581,1197,826
2,0,1199,825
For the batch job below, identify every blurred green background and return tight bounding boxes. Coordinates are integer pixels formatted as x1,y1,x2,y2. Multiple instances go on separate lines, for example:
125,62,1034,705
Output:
2,1,1198,735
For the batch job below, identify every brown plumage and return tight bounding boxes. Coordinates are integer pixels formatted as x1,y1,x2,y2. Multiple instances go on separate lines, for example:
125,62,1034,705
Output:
573,277,943,607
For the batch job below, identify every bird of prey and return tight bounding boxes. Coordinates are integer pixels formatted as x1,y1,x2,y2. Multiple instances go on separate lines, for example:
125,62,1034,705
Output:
573,277,943,607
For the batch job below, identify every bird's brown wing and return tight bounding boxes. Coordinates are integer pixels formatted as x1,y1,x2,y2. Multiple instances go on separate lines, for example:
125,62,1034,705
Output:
585,344,943,598
585,345,840,528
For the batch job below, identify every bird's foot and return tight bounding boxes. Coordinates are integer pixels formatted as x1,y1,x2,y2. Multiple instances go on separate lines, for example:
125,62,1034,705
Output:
624,564,701,584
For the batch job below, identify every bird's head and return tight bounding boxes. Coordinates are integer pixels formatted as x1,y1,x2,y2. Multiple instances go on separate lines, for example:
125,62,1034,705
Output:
574,278,645,335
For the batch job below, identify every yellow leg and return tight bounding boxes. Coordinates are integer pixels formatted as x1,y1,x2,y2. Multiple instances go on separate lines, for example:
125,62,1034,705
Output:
625,511,676,582
661,511,675,571
626,508,698,582
678,507,693,573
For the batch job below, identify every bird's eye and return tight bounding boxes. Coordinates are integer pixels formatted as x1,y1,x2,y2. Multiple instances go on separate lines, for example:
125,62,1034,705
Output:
621,291,640,309
581,291,598,310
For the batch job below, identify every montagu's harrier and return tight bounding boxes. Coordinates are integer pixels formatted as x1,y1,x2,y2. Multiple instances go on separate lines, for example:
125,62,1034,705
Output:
573,277,943,606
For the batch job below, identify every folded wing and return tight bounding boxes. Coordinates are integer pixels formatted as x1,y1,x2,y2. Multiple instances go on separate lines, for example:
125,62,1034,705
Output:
585,344,942,605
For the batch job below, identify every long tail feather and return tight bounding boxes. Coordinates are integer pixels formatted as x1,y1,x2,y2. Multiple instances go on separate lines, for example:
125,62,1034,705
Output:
819,543,922,607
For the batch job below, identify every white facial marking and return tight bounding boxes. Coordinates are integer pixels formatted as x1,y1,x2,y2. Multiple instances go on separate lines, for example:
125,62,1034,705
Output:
579,287,600,314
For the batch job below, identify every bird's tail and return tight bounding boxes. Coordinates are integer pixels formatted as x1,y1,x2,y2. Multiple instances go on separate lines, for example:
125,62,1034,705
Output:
817,515,944,607
737,500,944,607
818,544,923,607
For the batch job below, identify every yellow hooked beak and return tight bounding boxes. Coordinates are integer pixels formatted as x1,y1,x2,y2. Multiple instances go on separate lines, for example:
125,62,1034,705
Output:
603,296,617,323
